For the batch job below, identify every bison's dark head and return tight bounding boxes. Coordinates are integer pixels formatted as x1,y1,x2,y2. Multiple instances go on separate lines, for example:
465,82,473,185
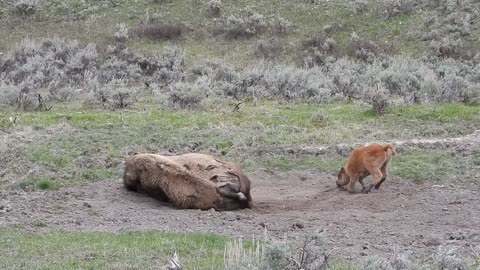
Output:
214,185,252,211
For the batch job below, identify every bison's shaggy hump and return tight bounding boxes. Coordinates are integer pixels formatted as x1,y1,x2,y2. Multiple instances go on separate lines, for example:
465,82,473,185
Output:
123,153,253,211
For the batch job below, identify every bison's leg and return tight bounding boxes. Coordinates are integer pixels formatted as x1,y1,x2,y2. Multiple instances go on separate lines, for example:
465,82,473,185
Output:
348,175,359,193
145,188,170,202
244,189,253,208
364,168,383,193
358,175,367,192
375,162,390,190
337,176,349,187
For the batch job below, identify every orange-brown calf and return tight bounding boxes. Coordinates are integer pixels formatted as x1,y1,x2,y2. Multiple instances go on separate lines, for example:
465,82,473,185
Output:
336,143,397,193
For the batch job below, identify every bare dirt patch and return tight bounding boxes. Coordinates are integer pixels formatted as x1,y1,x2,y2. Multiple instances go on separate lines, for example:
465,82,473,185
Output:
1,170,479,260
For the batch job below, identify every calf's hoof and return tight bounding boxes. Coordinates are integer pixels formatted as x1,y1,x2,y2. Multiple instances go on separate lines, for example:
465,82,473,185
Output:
363,184,374,194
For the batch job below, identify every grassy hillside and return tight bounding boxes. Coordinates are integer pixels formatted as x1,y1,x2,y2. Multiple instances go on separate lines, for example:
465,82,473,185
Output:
1,0,478,66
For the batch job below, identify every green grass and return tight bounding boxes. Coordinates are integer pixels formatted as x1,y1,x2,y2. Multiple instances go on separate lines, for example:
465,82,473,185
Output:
30,146,72,168
0,228,230,269
329,261,357,270
391,152,462,183
1,228,478,269
1,101,478,189
2,101,478,132
36,179,64,190
260,156,344,172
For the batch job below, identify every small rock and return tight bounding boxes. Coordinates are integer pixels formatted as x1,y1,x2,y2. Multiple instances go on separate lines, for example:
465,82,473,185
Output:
446,232,465,241
259,222,267,228
293,222,304,229
83,202,92,208
448,200,463,205
0,201,12,213
423,238,441,247
360,251,368,256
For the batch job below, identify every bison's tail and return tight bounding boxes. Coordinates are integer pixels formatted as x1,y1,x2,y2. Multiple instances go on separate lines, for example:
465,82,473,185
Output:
383,144,397,159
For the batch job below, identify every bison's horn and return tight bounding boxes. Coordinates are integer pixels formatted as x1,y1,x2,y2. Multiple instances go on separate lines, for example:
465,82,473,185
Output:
237,192,247,201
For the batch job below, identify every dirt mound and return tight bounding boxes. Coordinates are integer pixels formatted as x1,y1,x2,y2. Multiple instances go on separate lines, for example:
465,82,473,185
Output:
1,170,479,260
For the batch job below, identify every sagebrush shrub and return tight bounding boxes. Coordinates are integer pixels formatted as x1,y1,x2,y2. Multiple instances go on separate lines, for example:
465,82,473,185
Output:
381,0,416,18
348,32,387,63
328,57,362,99
254,41,282,60
361,256,395,270
114,23,129,43
0,37,186,108
311,110,327,122
269,16,292,34
0,84,23,107
433,246,469,270
167,78,210,109
216,12,267,39
411,0,479,47
48,85,81,102
190,59,225,77
428,37,465,59
438,74,467,103
302,33,337,66
363,83,390,115
353,0,369,15
14,0,38,15
207,0,221,17
131,22,183,41
389,254,418,270
263,242,290,270
378,56,427,104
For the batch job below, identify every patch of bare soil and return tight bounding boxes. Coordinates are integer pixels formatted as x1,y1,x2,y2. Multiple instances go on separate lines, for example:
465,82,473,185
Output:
1,170,479,260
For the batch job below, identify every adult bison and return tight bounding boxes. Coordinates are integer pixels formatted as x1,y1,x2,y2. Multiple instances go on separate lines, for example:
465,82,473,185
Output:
123,153,253,211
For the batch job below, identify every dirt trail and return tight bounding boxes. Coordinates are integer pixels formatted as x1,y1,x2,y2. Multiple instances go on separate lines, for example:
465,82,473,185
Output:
1,169,479,260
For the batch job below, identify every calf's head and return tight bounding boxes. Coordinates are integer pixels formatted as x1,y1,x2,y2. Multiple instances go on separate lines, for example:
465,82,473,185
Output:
336,167,350,187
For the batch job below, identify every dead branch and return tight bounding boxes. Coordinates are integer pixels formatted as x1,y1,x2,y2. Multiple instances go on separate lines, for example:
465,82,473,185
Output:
232,101,243,113
9,116,18,126
37,94,52,111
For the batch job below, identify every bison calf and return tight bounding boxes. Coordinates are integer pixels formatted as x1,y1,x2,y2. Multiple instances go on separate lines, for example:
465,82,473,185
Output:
336,143,397,193
123,153,252,211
